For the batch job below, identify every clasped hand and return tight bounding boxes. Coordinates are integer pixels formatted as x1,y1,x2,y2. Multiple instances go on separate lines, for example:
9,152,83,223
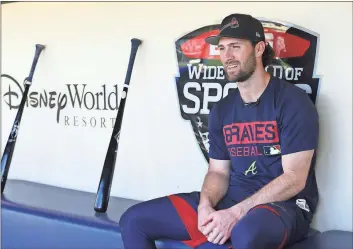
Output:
197,205,245,245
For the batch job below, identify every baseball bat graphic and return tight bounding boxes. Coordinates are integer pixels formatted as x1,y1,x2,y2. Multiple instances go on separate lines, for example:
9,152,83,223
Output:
1,44,46,193
94,38,142,212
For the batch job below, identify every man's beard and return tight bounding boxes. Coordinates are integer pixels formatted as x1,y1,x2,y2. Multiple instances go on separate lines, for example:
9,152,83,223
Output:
225,50,256,85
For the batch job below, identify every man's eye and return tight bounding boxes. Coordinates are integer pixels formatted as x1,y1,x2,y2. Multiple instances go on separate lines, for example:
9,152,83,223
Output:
232,45,240,49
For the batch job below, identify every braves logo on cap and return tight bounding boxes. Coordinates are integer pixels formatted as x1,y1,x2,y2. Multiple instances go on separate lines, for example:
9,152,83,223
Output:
231,17,239,27
221,17,239,31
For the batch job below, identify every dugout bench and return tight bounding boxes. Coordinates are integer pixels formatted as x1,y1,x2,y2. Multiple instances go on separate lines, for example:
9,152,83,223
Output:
2,179,352,249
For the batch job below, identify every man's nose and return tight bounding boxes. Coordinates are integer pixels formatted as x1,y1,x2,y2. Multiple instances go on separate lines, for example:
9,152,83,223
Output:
225,48,234,60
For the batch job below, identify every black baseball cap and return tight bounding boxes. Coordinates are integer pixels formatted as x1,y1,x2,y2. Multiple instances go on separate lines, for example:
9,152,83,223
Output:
205,13,265,45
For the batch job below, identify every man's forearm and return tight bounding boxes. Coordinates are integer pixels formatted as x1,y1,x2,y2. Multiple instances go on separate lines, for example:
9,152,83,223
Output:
199,171,229,209
235,172,304,214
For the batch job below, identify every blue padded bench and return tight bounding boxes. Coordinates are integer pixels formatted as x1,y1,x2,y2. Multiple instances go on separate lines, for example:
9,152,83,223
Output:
288,230,353,249
2,179,352,249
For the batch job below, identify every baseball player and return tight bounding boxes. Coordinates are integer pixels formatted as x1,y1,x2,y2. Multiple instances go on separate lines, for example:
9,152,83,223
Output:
119,13,319,249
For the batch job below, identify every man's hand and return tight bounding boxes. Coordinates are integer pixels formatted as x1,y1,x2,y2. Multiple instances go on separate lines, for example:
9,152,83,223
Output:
197,205,216,234
200,205,246,245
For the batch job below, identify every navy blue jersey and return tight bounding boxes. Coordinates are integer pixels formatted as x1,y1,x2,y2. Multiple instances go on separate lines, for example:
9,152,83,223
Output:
208,76,319,215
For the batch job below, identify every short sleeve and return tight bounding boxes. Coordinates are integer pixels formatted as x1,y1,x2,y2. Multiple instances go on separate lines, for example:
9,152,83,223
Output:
278,90,319,155
208,104,230,160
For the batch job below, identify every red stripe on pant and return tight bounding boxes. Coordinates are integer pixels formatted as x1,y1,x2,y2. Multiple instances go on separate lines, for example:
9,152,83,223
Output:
168,195,208,248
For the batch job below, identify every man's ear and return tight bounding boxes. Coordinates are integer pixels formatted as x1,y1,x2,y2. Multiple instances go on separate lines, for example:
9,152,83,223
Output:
255,41,266,58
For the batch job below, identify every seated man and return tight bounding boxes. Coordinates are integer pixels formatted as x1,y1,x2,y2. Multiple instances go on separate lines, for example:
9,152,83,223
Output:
119,13,319,249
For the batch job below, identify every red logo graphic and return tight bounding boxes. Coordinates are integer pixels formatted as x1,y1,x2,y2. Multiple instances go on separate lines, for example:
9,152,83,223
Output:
180,30,220,60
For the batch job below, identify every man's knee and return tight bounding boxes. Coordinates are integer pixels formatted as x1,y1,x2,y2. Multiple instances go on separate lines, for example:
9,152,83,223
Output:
119,196,176,233
230,220,260,249
230,207,287,249
119,203,142,233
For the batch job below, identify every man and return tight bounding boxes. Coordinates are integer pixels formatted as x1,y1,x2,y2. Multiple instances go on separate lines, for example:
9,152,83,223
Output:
119,13,319,249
